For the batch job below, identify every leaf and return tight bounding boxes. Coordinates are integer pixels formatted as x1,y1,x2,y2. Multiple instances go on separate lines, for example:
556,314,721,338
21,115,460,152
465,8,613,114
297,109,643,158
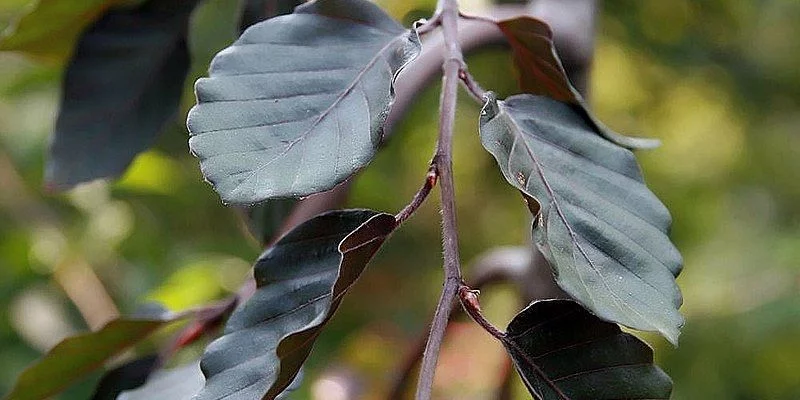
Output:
5,307,189,400
187,0,421,205
91,355,159,400
116,362,303,400
0,0,116,63
479,93,684,343
117,362,205,400
497,17,659,150
45,0,199,190
503,300,672,400
196,209,395,399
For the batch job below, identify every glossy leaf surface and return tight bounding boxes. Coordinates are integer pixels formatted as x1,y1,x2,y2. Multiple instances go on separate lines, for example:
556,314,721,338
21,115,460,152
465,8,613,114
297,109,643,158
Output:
188,0,420,204
480,94,683,343
196,210,395,399
504,300,672,399
45,0,198,189
498,17,659,149
5,307,187,400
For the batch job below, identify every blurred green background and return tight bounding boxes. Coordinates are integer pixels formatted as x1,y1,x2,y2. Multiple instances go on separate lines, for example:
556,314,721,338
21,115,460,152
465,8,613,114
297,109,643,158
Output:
1,0,799,399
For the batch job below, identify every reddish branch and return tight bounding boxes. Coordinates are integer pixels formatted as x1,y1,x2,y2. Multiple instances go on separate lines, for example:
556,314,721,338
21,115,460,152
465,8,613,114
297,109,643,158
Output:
413,0,467,398
395,164,438,226
389,247,541,399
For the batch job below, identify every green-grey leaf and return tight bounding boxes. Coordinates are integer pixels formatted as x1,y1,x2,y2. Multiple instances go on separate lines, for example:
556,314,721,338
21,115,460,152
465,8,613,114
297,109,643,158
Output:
45,0,198,190
504,300,672,399
5,307,189,400
196,209,395,399
234,0,304,234
479,94,684,344
187,0,421,205
497,17,659,150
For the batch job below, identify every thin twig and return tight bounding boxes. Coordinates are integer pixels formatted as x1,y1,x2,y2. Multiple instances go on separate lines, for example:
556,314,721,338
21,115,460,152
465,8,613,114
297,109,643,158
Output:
415,14,442,36
395,164,438,225
389,250,530,399
458,68,488,103
387,300,454,400
459,285,570,400
458,285,506,339
414,0,465,398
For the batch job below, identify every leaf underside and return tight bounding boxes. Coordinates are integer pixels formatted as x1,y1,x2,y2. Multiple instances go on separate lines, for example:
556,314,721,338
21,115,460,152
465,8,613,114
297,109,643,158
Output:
504,300,672,400
45,0,198,189
187,0,421,205
195,210,395,399
5,307,186,400
497,17,660,150
480,94,684,344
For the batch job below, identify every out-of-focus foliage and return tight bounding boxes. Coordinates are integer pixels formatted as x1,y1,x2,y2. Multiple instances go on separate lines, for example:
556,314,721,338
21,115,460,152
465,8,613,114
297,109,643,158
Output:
0,0,113,63
0,0,798,399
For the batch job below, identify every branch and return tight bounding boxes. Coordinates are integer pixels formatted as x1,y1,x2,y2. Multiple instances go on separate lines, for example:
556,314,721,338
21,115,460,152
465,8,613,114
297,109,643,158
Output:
414,0,466,398
458,285,505,340
386,2,597,133
389,247,542,399
458,284,569,400
395,164,438,225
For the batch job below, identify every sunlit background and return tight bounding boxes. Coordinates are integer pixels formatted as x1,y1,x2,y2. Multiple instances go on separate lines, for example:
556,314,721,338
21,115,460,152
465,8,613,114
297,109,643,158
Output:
1,0,799,398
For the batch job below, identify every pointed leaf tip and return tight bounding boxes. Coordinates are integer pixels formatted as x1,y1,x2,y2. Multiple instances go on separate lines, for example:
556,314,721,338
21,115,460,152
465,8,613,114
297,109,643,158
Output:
479,93,684,343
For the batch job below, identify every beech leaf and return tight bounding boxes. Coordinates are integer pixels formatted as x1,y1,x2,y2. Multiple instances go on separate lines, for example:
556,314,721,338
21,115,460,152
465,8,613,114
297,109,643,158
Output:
479,94,684,343
504,300,672,399
187,0,421,204
5,306,189,400
497,17,660,150
196,210,395,399
45,0,199,189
